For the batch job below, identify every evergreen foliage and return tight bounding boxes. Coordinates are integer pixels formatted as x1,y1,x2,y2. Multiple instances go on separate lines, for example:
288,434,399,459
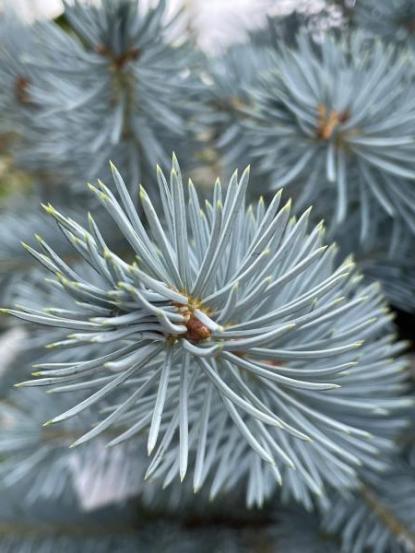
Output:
204,42,273,176
330,214,415,313
1,0,415,551
0,13,35,135
0,388,146,506
356,1,415,47
2,0,200,192
324,460,415,553
221,32,415,237
3,159,412,509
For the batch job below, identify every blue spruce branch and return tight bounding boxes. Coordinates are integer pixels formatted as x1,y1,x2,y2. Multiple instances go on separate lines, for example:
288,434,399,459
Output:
2,156,412,508
213,31,415,240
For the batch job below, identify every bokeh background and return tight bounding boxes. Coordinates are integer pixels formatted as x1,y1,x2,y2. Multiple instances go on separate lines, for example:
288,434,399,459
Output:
2,0,347,52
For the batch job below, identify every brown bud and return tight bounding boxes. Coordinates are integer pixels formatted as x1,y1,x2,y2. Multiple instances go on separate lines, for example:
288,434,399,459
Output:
185,314,211,342
316,104,349,140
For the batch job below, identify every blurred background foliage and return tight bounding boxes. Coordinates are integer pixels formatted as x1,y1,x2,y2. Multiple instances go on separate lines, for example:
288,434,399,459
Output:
1,1,415,552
